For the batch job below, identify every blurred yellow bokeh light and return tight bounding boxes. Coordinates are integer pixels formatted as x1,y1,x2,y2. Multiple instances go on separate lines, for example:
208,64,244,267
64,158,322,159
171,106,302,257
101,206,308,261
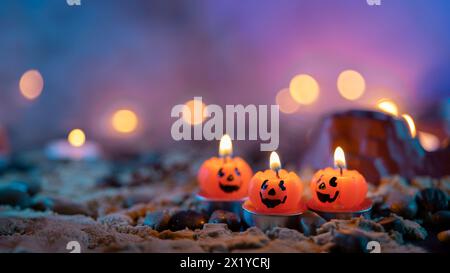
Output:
19,69,44,100
376,98,399,117
337,70,366,100
276,88,300,114
182,99,207,125
112,109,138,133
68,129,86,147
289,74,319,105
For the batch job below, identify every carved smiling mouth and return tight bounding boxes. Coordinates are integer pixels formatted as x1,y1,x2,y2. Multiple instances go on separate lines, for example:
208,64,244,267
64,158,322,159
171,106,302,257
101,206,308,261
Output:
219,184,240,193
260,192,287,208
316,191,340,203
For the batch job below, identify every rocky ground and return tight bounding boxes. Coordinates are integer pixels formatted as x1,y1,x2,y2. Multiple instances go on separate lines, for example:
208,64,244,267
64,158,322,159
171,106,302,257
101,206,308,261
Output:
0,148,449,253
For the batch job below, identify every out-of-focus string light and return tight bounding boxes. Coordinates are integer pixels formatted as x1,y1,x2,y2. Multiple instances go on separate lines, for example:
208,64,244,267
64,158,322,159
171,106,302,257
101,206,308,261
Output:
19,69,44,100
289,74,319,105
67,129,86,147
337,70,366,101
182,98,207,125
276,88,300,114
112,109,138,134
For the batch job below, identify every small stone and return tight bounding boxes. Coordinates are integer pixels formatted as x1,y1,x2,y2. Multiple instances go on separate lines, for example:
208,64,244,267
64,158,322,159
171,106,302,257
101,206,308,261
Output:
299,211,326,236
0,183,31,209
377,216,405,234
168,210,208,231
384,190,418,219
416,188,448,213
437,230,450,244
6,156,35,172
208,210,241,232
96,175,122,188
30,196,54,211
10,180,41,196
331,229,370,253
143,210,171,232
50,197,90,216
431,210,450,230
123,194,153,208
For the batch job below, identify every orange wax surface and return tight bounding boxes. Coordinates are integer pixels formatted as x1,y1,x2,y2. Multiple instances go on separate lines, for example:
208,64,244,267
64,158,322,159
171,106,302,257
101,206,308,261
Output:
248,169,303,214
310,167,368,211
197,156,252,200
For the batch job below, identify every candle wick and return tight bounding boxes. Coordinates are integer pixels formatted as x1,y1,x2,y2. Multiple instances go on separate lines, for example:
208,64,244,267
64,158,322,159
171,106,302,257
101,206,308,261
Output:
276,168,280,178
340,167,343,176
221,155,230,163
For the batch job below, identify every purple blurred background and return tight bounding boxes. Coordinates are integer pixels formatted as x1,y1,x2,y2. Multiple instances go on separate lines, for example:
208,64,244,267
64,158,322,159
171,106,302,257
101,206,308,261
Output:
0,0,449,154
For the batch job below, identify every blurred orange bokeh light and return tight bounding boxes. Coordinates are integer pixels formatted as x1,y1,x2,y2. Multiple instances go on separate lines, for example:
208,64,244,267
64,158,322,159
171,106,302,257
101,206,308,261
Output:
276,88,300,114
112,109,138,134
289,74,319,105
337,70,366,101
19,69,44,100
182,99,207,125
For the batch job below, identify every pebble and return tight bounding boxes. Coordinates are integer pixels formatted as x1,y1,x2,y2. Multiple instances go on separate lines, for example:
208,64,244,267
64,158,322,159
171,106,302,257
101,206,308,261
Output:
299,211,326,236
143,210,172,232
0,183,31,209
437,230,450,244
30,196,55,211
331,229,370,253
96,175,122,188
416,188,448,213
50,197,90,216
5,156,35,172
10,180,41,196
208,210,241,232
123,194,154,208
377,216,405,234
168,210,208,231
431,210,450,230
384,191,418,219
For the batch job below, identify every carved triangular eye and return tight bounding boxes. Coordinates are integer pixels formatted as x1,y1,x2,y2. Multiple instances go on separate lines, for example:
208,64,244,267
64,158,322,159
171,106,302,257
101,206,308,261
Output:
234,168,241,176
279,180,286,191
261,180,269,190
218,168,225,177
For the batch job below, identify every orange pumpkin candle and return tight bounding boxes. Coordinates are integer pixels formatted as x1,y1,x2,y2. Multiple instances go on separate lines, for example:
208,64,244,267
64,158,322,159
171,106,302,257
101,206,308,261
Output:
248,152,303,214
310,147,368,211
197,135,253,200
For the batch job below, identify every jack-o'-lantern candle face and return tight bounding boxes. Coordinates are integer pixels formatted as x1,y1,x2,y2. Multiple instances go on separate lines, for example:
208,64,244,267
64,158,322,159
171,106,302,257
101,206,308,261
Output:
217,161,243,193
315,174,340,203
259,178,287,208
310,147,368,211
310,168,367,210
248,152,303,214
197,135,253,200
198,157,252,199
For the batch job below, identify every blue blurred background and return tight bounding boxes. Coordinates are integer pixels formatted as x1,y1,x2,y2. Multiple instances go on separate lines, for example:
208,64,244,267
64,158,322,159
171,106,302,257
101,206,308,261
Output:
0,0,449,152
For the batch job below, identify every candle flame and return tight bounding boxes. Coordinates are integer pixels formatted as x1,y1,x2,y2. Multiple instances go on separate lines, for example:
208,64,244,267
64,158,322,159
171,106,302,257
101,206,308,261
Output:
270,151,281,171
334,146,346,169
219,134,232,157
402,114,416,138
376,98,399,117
68,129,86,148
